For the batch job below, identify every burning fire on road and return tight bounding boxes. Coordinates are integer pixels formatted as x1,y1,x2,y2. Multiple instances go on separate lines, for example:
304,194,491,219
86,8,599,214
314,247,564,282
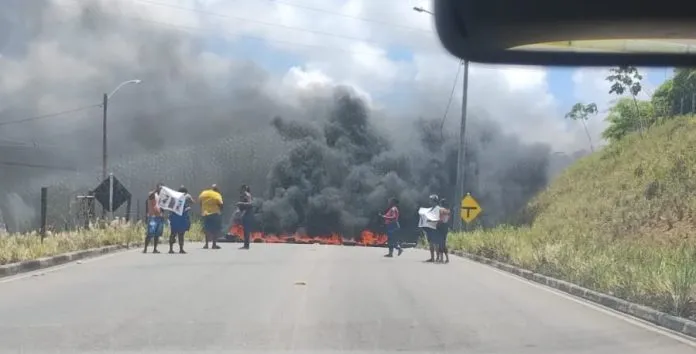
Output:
226,224,389,246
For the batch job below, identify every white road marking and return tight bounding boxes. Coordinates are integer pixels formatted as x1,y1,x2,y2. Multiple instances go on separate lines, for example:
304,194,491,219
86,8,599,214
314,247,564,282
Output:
456,255,696,347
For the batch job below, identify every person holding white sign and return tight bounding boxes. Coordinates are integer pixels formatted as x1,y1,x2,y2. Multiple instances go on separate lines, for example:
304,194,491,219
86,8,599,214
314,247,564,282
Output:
418,194,441,263
168,186,194,254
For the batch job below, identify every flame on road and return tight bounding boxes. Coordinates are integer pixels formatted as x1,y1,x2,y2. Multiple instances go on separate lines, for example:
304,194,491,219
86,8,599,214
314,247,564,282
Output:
227,224,388,246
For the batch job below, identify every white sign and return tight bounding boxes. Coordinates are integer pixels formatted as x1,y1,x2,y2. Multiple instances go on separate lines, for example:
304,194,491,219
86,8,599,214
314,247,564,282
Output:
418,206,440,229
156,186,187,216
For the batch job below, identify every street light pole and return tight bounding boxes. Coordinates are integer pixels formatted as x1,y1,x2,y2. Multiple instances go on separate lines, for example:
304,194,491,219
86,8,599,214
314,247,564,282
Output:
101,79,142,181
102,93,108,181
413,7,470,231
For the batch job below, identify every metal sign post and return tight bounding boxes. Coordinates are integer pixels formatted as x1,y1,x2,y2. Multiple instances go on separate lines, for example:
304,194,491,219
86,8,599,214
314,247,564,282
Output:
109,173,114,221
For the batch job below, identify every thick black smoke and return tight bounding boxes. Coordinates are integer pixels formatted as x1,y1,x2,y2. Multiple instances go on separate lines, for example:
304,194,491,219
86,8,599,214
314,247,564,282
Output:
260,87,419,237
257,85,551,239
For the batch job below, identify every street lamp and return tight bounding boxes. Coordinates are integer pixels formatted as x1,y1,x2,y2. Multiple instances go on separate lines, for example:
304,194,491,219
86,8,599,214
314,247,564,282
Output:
413,6,470,231
102,79,142,181
412,6,434,15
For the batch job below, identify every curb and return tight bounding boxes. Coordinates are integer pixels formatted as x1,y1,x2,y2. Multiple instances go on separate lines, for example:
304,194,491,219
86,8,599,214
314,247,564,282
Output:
451,250,696,339
0,244,130,279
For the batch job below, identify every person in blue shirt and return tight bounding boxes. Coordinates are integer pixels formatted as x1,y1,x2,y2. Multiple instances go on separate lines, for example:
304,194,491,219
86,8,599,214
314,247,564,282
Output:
168,186,194,254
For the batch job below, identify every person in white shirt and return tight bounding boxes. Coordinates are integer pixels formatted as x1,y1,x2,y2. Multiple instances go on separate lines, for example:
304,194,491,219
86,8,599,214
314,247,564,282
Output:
419,194,441,263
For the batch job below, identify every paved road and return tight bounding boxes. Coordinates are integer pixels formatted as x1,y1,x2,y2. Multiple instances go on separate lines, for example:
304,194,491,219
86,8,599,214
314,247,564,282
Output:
0,243,694,353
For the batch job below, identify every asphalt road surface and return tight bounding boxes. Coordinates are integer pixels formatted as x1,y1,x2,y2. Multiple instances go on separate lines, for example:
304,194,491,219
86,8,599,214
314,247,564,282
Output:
1,243,695,353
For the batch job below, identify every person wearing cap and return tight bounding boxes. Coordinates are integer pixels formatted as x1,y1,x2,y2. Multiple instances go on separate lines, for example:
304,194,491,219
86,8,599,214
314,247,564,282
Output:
168,186,194,254
198,184,223,249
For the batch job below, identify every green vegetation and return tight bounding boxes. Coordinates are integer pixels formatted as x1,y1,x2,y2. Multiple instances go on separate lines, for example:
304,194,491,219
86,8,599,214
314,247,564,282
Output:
449,67,696,320
0,221,205,266
565,102,598,152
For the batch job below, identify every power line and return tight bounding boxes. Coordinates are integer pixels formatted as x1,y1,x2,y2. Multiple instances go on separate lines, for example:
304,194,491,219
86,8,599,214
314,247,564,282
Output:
264,0,432,33
129,0,422,50
30,95,253,141
51,1,441,58
0,160,77,171
0,104,100,127
440,60,463,140
61,3,394,58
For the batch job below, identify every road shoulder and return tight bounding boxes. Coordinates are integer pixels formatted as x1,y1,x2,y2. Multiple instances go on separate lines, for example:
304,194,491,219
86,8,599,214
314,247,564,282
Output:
0,245,130,279
451,249,696,341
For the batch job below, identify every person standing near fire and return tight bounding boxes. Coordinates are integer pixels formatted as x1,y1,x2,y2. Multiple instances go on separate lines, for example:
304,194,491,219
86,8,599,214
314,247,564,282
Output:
380,197,403,257
198,184,223,249
144,183,164,254
237,184,254,249
436,198,451,263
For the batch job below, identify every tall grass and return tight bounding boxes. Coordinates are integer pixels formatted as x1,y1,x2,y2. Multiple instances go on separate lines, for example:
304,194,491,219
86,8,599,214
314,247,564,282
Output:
0,220,206,266
449,226,696,319
445,116,696,319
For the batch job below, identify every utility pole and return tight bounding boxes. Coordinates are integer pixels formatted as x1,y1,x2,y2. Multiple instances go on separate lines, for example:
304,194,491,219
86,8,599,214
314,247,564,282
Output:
101,79,142,181
100,79,141,221
102,93,108,181
453,60,470,232
413,6,471,231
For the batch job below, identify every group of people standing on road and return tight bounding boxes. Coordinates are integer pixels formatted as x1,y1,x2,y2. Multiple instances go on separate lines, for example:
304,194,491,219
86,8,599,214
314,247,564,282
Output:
143,182,449,259
419,194,451,263
378,194,451,263
142,183,255,254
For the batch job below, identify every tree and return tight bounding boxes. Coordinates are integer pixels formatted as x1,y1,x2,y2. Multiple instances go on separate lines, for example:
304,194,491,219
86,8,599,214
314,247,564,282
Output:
651,78,674,117
606,66,644,133
602,98,655,142
651,68,696,117
565,102,598,152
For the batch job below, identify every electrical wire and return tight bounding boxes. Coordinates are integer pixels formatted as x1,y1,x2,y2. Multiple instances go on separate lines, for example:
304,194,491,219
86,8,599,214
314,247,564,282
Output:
131,0,400,49
0,104,100,127
55,1,397,58
440,60,463,141
264,0,432,33
0,160,77,171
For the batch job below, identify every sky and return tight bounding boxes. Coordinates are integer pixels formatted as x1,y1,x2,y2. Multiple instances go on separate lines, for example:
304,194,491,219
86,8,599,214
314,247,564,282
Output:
0,0,676,155
129,0,673,152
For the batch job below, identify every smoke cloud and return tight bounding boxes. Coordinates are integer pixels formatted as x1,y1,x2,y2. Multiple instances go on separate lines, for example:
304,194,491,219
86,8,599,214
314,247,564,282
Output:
0,0,573,235
258,85,551,239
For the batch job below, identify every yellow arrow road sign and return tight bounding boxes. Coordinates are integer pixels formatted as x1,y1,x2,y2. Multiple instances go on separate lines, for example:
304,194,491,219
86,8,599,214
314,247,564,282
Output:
460,193,481,224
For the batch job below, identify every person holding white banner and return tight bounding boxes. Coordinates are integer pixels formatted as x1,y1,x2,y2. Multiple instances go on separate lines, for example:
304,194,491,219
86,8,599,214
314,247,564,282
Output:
168,186,194,254
418,194,441,263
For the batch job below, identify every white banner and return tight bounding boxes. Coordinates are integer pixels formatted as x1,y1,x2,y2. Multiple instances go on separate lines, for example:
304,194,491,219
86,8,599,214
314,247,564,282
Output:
418,206,440,229
156,186,187,216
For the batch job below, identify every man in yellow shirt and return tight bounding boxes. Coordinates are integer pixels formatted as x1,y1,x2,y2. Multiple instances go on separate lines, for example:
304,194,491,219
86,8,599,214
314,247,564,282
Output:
198,184,223,249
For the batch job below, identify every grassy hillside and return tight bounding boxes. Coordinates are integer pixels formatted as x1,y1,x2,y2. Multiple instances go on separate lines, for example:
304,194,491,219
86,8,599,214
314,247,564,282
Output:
449,115,696,319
